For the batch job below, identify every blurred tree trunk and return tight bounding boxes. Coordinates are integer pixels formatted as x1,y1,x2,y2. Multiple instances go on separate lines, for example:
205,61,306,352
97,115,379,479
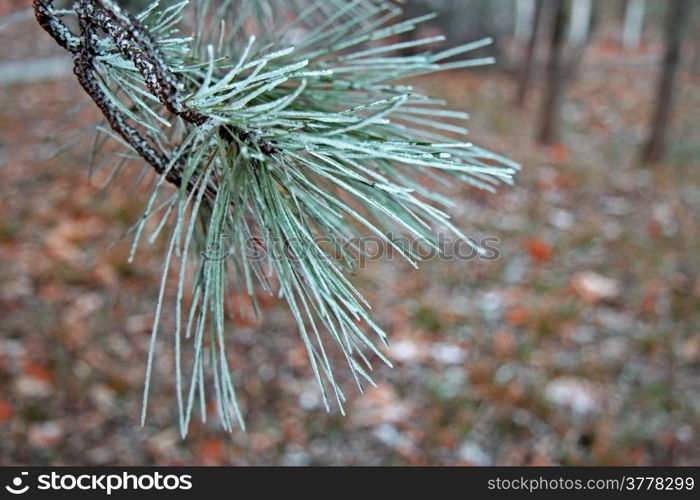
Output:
401,0,512,58
622,0,646,49
568,0,592,47
514,0,535,41
567,1,598,79
537,0,569,145
515,0,544,108
641,0,691,164
691,12,700,76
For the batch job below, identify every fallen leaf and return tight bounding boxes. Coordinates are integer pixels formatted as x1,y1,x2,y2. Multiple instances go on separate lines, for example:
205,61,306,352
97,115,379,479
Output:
196,439,226,465
571,272,620,304
549,143,569,163
526,239,553,263
505,307,529,327
0,400,14,422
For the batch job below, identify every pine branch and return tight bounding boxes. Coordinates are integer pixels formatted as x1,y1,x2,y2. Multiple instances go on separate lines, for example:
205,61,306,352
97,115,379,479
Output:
33,0,519,435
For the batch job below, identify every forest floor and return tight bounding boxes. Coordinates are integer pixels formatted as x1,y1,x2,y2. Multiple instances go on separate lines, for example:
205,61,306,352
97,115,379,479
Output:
1,9,699,465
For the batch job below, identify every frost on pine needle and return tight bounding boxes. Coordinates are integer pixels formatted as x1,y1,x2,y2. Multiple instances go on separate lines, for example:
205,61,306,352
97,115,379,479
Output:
33,0,519,435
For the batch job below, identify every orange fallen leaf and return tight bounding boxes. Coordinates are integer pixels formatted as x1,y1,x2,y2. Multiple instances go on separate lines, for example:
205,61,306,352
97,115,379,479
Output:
554,174,575,190
549,143,569,163
505,307,529,327
23,362,53,382
196,439,225,465
0,400,14,422
646,220,661,238
526,239,553,263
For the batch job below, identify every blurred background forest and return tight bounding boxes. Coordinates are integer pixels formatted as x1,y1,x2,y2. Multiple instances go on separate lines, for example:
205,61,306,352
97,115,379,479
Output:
0,0,698,465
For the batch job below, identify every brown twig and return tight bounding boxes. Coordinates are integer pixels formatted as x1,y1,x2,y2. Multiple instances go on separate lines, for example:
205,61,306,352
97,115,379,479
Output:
32,0,277,192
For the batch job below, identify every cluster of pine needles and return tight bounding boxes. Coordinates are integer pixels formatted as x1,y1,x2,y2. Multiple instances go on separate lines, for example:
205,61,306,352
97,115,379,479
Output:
34,0,519,435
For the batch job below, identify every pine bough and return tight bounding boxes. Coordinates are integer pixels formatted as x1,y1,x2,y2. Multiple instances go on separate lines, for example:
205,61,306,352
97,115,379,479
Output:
34,0,519,435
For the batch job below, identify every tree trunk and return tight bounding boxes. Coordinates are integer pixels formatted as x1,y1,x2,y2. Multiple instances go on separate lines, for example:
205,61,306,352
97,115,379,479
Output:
691,13,700,76
515,0,544,108
567,1,598,80
568,0,592,47
622,0,646,49
641,0,691,164
514,0,535,41
537,0,568,145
